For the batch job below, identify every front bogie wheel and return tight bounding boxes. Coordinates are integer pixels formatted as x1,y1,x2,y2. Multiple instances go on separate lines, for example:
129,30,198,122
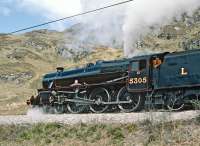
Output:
54,104,65,114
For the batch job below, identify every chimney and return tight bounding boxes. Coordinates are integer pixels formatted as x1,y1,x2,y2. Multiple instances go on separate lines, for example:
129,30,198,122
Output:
56,67,64,72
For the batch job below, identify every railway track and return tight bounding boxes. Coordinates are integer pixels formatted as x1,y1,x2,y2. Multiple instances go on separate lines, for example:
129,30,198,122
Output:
0,110,199,125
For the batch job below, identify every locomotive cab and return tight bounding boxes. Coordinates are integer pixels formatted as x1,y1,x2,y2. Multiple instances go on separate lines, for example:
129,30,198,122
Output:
127,53,167,92
128,56,150,92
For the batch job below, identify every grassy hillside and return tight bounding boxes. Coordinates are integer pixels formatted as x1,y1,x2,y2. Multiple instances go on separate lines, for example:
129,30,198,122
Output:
0,9,199,115
0,31,123,115
0,117,200,146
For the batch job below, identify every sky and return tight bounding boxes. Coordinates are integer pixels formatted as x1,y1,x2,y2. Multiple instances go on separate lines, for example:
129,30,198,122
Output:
0,0,82,33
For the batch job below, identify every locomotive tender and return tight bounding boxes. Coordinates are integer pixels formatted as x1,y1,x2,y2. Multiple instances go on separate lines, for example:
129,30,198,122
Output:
27,49,200,113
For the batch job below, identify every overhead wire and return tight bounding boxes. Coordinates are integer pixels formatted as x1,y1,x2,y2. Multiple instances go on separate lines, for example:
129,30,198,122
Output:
8,0,133,34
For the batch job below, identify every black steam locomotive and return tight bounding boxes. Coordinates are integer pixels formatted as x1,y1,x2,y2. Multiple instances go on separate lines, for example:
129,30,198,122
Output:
27,49,200,113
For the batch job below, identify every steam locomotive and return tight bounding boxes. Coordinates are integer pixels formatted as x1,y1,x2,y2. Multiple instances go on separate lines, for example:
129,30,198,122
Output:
27,49,200,113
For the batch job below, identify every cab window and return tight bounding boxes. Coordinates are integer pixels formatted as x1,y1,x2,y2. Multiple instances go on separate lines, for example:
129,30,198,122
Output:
131,60,146,71
139,60,146,70
131,62,139,71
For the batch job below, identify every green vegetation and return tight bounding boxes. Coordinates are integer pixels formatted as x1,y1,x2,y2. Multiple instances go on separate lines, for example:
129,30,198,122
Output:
0,118,200,146
0,123,126,146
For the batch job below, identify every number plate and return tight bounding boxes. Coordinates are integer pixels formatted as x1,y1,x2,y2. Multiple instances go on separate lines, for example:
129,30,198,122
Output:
129,77,147,84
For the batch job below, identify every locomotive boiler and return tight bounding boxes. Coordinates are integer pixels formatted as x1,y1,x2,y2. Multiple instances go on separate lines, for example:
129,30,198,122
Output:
27,49,200,113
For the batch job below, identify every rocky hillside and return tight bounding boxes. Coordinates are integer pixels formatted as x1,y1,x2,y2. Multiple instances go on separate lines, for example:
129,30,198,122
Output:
0,8,199,115
0,29,123,115
136,8,200,54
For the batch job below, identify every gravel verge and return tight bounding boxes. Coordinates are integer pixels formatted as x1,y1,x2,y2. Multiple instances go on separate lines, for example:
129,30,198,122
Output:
0,109,199,125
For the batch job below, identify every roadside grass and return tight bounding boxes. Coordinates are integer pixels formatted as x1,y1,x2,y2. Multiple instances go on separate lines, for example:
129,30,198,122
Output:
0,123,128,146
0,118,200,146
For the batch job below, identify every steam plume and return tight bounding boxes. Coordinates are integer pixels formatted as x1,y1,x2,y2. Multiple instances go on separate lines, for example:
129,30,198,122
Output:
77,0,200,57
123,0,200,57
19,0,200,57
77,0,126,48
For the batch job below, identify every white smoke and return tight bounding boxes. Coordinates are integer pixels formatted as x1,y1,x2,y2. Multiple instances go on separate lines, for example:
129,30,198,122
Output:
63,0,126,48
78,0,127,47
27,107,44,117
72,0,200,57
14,0,200,56
123,0,200,57
62,0,128,58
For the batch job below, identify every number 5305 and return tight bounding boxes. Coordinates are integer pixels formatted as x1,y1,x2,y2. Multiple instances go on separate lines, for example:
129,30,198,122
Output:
129,77,147,84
